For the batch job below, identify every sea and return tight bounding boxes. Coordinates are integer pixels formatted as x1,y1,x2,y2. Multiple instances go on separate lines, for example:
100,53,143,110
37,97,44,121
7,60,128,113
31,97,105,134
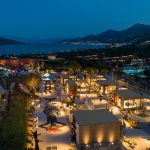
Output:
0,43,105,55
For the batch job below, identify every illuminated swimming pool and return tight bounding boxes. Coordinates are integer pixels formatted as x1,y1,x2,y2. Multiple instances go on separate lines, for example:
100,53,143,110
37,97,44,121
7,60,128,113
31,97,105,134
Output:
122,69,143,74
137,74,147,78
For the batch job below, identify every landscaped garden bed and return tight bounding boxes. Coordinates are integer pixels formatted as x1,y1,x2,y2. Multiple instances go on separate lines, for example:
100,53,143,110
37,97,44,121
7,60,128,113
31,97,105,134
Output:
0,93,31,150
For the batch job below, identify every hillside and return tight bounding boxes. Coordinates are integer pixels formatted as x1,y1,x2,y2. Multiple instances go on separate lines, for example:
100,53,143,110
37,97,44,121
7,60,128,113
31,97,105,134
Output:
61,24,150,44
0,37,23,45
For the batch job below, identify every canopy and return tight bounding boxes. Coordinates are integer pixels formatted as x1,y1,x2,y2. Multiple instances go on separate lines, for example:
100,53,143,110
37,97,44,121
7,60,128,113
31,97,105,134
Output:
43,73,51,78
43,73,51,81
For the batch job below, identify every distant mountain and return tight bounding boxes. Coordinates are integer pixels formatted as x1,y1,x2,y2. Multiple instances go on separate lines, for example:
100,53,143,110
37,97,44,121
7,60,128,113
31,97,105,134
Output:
0,37,23,45
61,24,150,44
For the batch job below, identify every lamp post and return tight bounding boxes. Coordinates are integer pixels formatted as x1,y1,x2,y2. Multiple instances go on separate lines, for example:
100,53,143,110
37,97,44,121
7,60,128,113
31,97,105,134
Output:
60,89,62,102
31,95,35,107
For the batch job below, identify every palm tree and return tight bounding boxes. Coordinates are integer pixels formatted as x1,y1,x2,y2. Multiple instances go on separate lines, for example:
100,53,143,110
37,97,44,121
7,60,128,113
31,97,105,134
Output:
24,73,40,93
68,61,81,80
78,79,82,92
113,65,122,80
86,67,98,91
86,67,98,75
0,74,13,111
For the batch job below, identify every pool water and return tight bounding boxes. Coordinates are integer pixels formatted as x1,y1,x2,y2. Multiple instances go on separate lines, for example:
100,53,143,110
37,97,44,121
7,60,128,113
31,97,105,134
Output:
122,69,143,74
122,69,148,78
136,74,147,78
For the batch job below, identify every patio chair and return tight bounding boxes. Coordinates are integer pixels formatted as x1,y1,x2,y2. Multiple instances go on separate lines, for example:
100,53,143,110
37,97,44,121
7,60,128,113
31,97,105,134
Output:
51,146,57,150
46,147,51,150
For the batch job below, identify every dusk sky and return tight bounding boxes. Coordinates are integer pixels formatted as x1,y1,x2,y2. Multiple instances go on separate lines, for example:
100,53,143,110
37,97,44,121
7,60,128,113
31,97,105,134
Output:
0,0,150,40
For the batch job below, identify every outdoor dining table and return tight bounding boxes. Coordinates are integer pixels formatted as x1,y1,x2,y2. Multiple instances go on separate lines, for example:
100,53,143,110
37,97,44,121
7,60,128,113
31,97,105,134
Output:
26,143,34,150
26,136,34,149
46,146,57,150
27,126,34,132
27,135,33,140
27,121,33,126
27,111,33,115
26,135,33,145
27,117,34,122
27,132,33,137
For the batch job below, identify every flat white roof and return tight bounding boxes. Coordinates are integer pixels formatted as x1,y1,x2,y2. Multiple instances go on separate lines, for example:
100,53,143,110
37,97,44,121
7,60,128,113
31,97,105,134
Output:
97,80,117,86
113,89,143,100
73,109,119,125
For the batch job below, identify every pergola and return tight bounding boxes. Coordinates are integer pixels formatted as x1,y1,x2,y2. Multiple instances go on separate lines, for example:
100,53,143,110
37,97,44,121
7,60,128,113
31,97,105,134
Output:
96,80,117,95
61,74,70,85
112,89,143,109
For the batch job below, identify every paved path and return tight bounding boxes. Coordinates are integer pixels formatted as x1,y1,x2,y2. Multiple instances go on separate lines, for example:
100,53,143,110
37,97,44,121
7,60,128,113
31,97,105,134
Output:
34,79,75,150
34,95,73,150
123,128,150,150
